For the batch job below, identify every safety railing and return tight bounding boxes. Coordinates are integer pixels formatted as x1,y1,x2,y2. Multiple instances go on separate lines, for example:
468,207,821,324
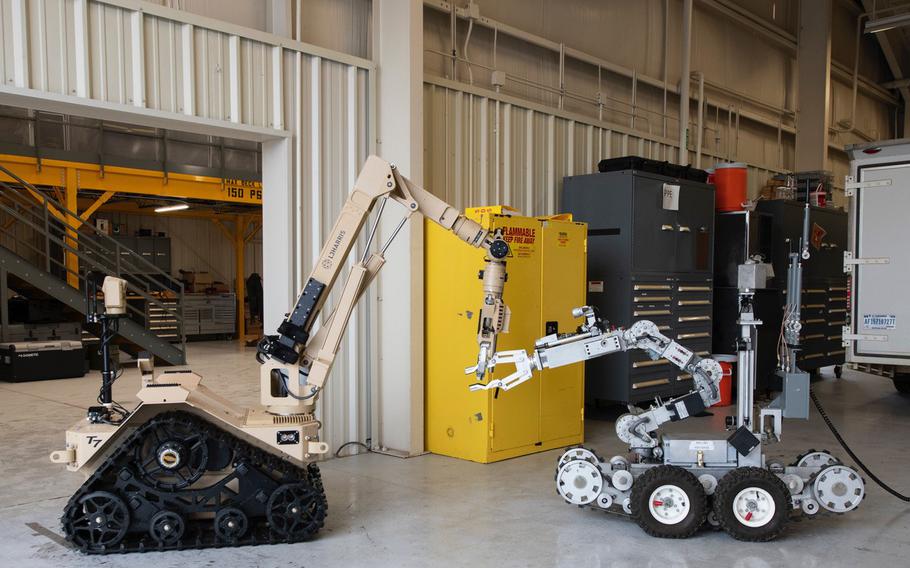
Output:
0,164,186,353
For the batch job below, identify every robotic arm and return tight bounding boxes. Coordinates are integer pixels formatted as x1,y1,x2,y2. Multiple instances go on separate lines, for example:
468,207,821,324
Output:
471,306,722,447
256,155,510,412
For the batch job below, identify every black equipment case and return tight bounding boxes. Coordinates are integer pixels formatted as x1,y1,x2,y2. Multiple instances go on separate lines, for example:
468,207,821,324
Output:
0,340,85,382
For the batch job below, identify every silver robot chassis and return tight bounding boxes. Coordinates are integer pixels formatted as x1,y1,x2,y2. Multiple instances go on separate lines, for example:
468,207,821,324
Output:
554,444,864,541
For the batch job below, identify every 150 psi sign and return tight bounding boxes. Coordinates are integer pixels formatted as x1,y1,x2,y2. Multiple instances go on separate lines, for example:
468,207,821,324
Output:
224,179,263,204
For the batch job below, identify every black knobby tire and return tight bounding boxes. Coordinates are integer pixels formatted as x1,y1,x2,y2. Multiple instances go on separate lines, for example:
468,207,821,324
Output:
713,467,790,542
267,483,326,539
630,465,707,539
65,491,130,551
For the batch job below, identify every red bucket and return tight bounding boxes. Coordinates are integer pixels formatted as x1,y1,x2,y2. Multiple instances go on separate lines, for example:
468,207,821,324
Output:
714,162,747,212
712,354,736,407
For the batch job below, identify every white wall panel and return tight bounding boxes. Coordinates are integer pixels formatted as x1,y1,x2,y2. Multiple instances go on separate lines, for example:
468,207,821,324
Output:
425,79,786,215
423,0,897,203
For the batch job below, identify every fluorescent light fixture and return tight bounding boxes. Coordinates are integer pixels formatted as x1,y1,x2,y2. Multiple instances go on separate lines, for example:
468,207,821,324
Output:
865,12,910,34
154,203,190,213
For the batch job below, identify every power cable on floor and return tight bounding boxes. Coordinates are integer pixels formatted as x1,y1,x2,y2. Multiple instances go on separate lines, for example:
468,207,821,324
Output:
810,388,910,502
335,440,371,458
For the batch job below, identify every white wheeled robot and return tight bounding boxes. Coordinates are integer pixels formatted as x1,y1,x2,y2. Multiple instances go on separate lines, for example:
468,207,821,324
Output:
472,204,865,541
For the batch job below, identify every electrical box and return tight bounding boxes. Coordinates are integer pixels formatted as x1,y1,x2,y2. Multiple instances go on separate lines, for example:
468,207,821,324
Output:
425,206,587,463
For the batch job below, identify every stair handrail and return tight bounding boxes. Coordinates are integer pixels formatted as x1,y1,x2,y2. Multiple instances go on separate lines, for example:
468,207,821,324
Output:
0,166,185,352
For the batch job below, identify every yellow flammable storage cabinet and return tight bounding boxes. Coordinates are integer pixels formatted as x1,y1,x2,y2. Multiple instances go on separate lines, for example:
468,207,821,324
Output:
426,206,587,463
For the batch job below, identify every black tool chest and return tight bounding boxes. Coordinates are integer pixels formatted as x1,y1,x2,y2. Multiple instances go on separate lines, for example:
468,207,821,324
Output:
712,201,847,390
563,168,715,404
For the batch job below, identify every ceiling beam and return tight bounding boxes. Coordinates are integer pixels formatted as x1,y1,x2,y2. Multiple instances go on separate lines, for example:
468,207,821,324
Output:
860,0,910,133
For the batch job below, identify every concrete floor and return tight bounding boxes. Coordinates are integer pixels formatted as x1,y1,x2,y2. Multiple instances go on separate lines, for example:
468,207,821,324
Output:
1,341,909,567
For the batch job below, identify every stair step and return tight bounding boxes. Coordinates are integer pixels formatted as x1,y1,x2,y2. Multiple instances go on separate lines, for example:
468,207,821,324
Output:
1,246,185,365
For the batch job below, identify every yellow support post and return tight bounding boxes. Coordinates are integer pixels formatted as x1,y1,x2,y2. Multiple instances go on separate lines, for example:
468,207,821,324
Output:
234,215,246,341
64,168,80,288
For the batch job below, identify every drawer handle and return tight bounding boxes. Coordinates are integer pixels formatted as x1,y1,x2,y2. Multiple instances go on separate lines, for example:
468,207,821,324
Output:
657,325,671,331
678,315,710,322
829,286,847,292
677,332,710,339
632,378,671,390
828,335,842,340
633,359,670,368
677,225,691,233
829,308,846,314
678,286,710,292
678,374,693,381
678,300,710,306
661,224,674,231
829,320,846,326
804,318,825,324
828,349,846,356
635,309,672,316
634,296,671,302
801,304,825,309
804,334,825,340
803,288,826,294
829,296,847,302
634,284,672,291
802,353,823,360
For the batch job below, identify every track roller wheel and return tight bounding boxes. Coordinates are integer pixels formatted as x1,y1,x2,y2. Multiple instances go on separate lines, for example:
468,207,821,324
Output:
65,491,130,551
713,467,789,542
267,482,326,539
149,510,186,546
214,507,248,542
630,465,707,539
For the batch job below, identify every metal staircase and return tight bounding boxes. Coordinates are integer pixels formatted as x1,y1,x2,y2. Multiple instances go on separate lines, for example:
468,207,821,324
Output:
0,165,186,365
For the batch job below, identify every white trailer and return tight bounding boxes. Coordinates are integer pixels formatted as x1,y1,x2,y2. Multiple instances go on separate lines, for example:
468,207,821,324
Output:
846,139,910,394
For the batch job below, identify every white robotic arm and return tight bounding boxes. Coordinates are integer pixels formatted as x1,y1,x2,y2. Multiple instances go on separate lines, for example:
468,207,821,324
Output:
470,306,723,446
256,155,511,412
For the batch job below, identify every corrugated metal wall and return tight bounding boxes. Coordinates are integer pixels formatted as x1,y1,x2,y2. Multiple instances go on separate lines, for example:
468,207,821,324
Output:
0,0,373,452
425,79,785,215
288,53,372,451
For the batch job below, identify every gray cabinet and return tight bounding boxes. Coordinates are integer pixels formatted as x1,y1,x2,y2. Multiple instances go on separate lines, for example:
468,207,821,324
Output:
183,294,236,338
563,169,715,404
114,236,171,275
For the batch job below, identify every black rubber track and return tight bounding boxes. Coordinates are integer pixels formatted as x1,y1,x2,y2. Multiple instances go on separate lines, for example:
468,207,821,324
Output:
61,410,327,554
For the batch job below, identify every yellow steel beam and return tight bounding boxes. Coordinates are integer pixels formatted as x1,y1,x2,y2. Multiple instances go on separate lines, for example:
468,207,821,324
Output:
77,190,116,226
211,218,234,241
0,154,262,206
64,168,79,288
244,220,262,244
235,214,246,341
23,186,66,223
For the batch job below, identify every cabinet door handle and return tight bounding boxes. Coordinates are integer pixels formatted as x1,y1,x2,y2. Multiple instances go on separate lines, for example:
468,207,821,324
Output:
677,225,691,232
661,224,674,231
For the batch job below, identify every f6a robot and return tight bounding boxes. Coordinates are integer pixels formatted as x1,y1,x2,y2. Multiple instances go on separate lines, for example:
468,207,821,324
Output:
474,203,864,541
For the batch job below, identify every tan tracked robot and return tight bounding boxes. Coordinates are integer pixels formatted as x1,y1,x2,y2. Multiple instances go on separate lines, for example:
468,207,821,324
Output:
50,156,514,553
